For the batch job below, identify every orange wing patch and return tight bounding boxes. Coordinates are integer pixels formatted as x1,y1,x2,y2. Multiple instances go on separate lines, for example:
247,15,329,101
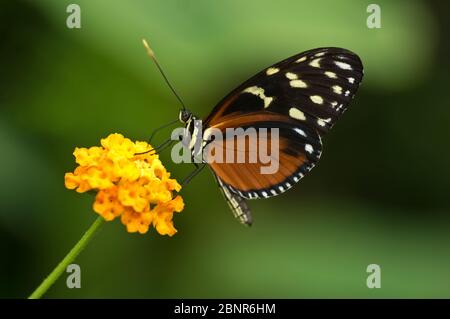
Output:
205,129,312,198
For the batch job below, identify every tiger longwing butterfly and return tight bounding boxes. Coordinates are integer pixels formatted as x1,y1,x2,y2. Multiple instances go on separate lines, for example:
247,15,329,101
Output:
147,42,363,226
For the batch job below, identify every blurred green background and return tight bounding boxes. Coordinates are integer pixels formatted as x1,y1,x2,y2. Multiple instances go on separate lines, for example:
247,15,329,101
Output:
1,0,450,298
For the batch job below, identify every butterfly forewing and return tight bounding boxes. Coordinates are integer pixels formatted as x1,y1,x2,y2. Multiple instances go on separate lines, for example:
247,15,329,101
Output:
204,47,363,135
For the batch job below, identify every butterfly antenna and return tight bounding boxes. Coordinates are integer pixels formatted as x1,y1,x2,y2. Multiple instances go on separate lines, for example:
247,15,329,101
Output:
142,39,186,111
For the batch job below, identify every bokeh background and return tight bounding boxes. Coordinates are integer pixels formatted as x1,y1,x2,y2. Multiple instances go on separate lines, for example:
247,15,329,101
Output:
1,0,450,298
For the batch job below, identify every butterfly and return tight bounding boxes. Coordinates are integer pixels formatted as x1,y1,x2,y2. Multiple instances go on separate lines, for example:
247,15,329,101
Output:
170,46,363,226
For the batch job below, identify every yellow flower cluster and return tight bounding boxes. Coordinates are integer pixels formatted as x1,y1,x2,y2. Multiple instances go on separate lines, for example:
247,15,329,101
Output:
65,133,184,236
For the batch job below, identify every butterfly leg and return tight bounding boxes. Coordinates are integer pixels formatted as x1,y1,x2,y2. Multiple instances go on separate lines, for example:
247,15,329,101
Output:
147,119,179,143
135,137,175,155
135,119,180,155
180,163,206,187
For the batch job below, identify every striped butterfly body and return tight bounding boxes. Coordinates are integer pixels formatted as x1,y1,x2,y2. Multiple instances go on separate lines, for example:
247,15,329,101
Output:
180,47,363,225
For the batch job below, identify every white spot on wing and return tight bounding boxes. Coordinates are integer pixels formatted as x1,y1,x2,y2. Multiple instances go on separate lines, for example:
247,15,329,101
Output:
348,77,355,83
325,71,337,79
296,56,307,63
310,95,324,104
332,85,343,95
335,61,352,70
285,72,298,80
289,107,306,120
315,52,326,57
266,67,279,75
290,80,307,88
309,58,321,68
242,86,274,108
305,144,314,153
294,128,307,137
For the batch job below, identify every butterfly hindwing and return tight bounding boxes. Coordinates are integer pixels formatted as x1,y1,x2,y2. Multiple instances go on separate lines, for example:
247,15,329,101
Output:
204,113,322,199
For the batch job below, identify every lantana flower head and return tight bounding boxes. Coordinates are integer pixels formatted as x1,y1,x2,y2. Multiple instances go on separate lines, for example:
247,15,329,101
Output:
64,133,184,236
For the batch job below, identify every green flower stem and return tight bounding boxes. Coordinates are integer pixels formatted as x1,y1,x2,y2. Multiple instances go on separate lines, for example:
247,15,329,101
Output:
28,216,104,299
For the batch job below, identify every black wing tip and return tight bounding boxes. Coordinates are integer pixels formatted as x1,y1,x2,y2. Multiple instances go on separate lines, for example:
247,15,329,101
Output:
308,47,363,68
